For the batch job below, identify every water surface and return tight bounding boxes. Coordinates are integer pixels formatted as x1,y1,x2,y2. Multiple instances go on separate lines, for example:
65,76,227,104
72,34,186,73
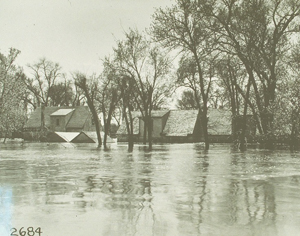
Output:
1,143,300,236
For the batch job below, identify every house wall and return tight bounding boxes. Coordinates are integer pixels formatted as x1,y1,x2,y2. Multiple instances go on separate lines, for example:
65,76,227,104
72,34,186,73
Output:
209,135,232,143
140,118,160,138
139,119,144,138
116,134,140,142
50,112,73,132
139,115,168,139
161,135,194,143
153,117,163,137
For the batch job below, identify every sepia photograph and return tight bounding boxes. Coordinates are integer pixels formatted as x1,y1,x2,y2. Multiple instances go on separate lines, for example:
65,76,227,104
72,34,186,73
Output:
1,0,300,235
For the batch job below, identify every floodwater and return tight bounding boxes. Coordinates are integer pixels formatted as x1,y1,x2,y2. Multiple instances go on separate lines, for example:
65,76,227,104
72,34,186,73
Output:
1,143,300,236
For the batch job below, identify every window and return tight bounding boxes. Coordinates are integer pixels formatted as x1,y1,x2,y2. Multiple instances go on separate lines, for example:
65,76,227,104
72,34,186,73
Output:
56,119,60,126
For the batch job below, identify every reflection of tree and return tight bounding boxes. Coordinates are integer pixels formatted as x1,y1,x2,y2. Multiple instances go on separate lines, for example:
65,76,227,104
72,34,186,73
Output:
240,179,277,235
84,175,97,193
135,152,155,235
227,179,239,224
196,156,209,234
95,151,156,235
229,152,277,234
172,145,209,235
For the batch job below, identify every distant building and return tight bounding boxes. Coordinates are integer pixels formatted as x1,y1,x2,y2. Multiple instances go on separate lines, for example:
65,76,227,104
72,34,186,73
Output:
23,106,96,140
116,109,256,143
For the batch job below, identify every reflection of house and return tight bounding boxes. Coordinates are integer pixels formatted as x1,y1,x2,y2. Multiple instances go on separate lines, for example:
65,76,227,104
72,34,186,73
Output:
23,106,96,141
116,109,256,143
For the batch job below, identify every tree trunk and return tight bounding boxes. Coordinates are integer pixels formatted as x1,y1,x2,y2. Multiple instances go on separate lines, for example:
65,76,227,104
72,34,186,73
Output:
3,133,7,143
75,77,102,147
230,92,238,143
123,107,134,152
143,118,147,144
93,111,102,148
128,134,134,152
290,110,299,151
238,78,252,151
193,50,209,150
147,116,153,150
41,103,45,130
201,107,209,150
85,92,102,147
103,127,108,149
103,90,117,148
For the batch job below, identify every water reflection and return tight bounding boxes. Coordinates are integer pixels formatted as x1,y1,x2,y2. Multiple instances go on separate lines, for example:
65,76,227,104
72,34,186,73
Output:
1,143,300,235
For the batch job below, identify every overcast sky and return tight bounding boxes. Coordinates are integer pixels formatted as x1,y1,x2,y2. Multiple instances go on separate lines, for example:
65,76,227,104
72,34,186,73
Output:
0,0,173,75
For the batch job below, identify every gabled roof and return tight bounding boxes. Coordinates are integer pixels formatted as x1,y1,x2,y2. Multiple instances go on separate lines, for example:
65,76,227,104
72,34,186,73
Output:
116,111,140,135
207,109,231,135
24,106,91,129
71,131,114,143
138,110,169,118
55,132,79,142
50,109,74,116
47,132,79,142
24,107,61,129
66,106,90,129
116,109,233,137
163,110,199,136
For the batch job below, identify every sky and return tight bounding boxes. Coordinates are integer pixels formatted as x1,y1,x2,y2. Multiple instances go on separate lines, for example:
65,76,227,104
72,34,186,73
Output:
0,0,173,76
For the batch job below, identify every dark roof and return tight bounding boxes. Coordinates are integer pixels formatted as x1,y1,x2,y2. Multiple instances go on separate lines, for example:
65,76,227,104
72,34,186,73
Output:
207,109,232,135
24,106,91,130
24,107,61,129
163,110,199,136
66,106,90,129
116,109,232,137
138,110,169,118
116,111,140,135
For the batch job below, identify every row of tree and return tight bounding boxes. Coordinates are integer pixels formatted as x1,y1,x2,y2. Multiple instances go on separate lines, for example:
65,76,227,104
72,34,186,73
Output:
2,0,300,151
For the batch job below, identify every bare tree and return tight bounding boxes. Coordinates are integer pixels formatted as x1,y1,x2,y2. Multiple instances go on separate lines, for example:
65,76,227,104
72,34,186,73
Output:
48,78,74,107
74,73,102,147
96,72,119,148
206,0,300,148
177,90,199,110
25,58,62,108
151,0,218,150
109,29,172,149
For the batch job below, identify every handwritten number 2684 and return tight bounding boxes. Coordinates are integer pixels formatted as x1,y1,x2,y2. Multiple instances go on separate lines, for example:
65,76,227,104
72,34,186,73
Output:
11,227,42,236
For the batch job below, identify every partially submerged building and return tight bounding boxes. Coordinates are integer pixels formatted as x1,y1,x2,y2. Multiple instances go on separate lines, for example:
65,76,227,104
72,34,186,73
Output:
23,106,97,142
116,109,253,143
